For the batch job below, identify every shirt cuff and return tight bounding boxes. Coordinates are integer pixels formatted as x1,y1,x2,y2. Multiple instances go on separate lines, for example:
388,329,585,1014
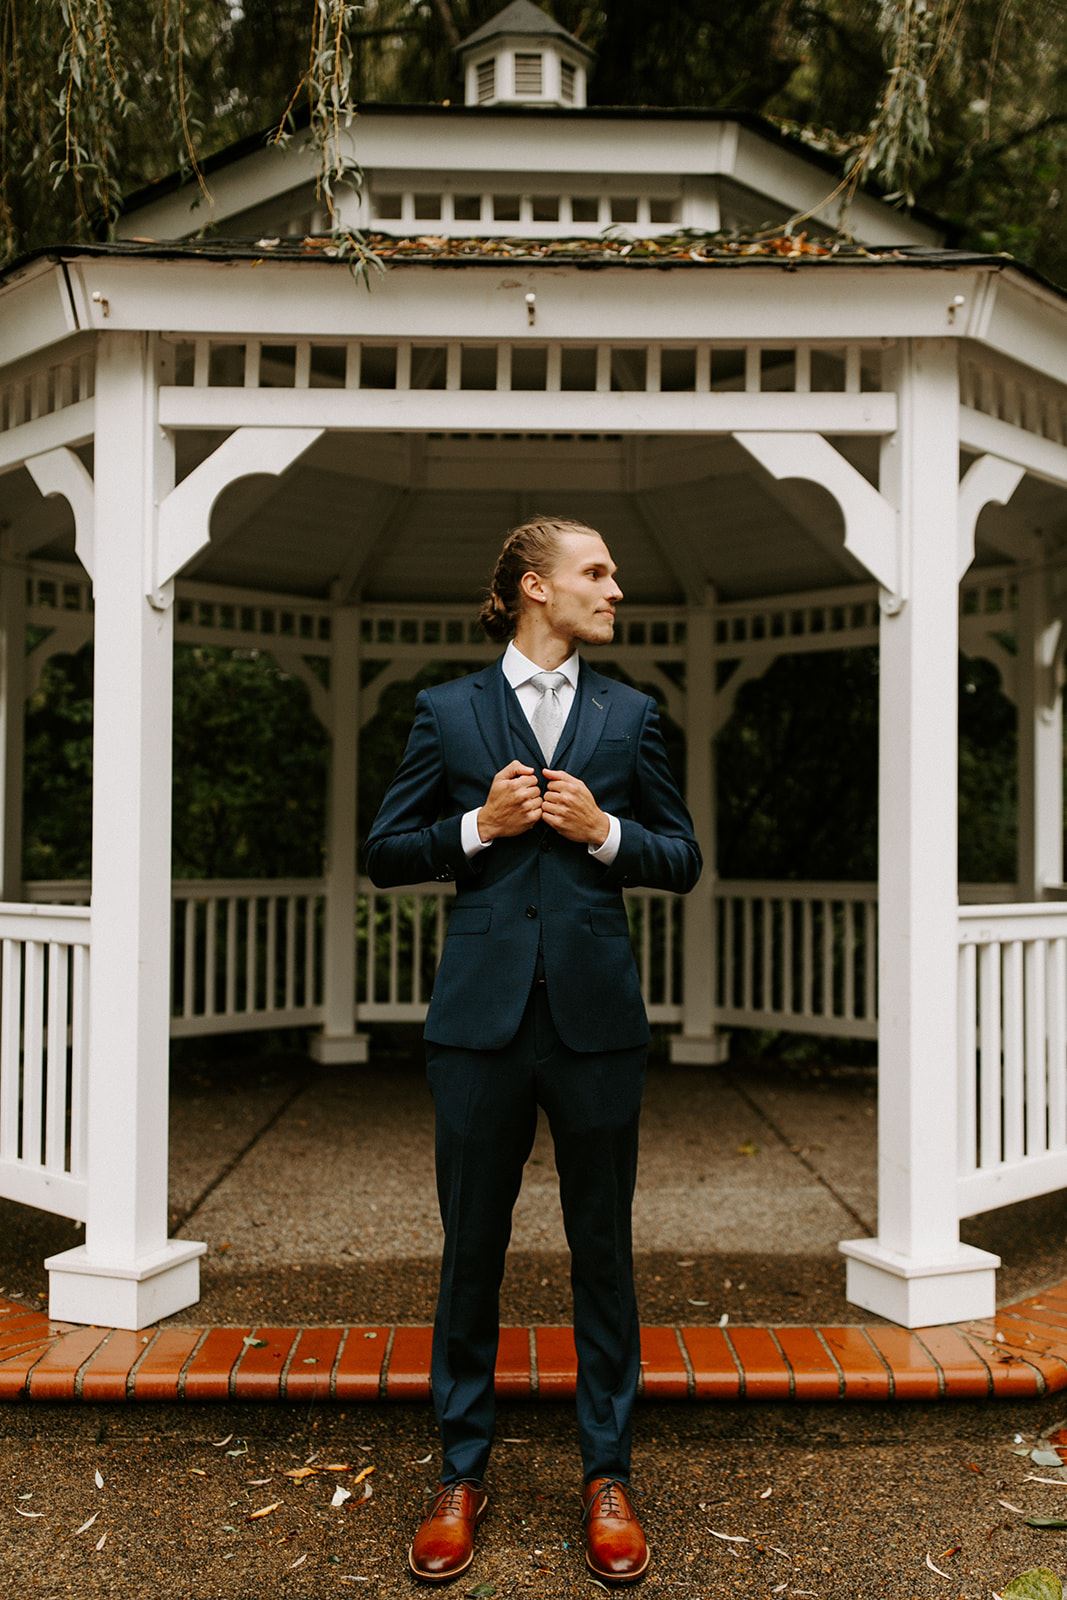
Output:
588,812,621,865
461,807,492,858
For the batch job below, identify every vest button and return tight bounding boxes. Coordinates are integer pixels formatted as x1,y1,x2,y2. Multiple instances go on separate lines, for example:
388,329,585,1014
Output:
525,904,538,918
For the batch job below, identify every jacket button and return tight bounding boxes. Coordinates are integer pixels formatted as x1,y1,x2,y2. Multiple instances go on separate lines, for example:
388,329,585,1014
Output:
539,834,552,852
525,904,538,918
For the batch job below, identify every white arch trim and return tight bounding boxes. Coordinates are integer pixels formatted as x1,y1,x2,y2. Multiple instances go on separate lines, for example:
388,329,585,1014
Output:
957,454,1026,580
733,431,900,604
154,426,323,598
25,448,96,580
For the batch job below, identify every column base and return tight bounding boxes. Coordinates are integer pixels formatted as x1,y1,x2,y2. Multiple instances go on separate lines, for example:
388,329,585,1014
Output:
669,1033,730,1065
45,1239,206,1331
309,1031,370,1065
839,1237,1000,1328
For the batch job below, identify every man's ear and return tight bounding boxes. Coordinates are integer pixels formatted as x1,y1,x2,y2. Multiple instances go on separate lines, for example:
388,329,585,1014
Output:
519,569,546,606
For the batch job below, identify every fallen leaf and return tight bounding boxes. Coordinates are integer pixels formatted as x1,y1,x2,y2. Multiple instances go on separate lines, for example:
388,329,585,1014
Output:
211,1434,234,1448
225,1446,248,1459
466,1585,496,1598
1025,1476,1067,1488
72,1512,99,1537
248,1501,281,1520
410,1452,434,1464
759,1487,773,1499
94,1470,104,1490
246,1478,272,1486
999,1500,1027,1515
927,1552,952,1577
1031,1449,1064,1468
15,1508,43,1518
290,1553,308,1570
331,1486,352,1508
324,1463,352,1472
1002,1570,1064,1600
188,1468,207,1477
1024,1516,1067,1530
285,1467,319,1481
709,1529,749,1542
243,1336,269,1349
95,1531,107,1551
718,1313,730,1327
687,1298,710,1306
353,1466,375,1485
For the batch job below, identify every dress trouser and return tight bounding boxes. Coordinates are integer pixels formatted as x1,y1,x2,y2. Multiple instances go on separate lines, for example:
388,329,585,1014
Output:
425,965,647,1486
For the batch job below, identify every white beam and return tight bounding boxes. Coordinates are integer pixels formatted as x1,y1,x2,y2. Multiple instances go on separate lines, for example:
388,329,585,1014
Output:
734,431,900,603
1017,553,1064,897
25,447,96,579
0,399,95,479
46,331,205,1329
160,387,897,436
310,605,368,1065
840,339,1000,1327
960,406,1067,490
154,426,322,598
670,598,728,1064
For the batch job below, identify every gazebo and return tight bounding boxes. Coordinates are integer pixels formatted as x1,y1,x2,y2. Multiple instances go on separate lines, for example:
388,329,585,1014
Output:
0,2,1065,1335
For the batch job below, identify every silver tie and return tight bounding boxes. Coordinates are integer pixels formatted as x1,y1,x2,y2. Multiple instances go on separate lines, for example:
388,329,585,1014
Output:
529,671,569,763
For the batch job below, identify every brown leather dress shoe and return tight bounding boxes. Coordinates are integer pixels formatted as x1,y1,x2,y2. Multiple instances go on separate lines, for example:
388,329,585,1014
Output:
408,1479,489,1583
582,1476,650,1583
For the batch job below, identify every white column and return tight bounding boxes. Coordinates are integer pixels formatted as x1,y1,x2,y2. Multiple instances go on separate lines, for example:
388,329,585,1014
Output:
46,332,204,1328
0,562,26,900
1017,560,1063,899
671,595,728,1063
310,604,368,1064
840,340,1000,1327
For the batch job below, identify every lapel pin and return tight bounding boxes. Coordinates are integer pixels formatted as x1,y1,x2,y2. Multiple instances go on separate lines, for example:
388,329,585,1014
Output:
592,697,604,710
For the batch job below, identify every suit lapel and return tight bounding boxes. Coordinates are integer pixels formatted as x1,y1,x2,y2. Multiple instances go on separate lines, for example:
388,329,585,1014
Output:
556,660,610,778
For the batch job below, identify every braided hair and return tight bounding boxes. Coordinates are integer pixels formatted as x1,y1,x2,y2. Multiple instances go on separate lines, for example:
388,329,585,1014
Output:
478,516,602,643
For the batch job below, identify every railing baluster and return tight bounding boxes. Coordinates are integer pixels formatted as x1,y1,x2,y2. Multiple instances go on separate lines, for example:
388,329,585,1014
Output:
958,942,977,1175
204,897,217,1018
183,898,195,1018
285,896,297,1011
1024,938,1047,1156
821,899,834,1017
978,941,1002,1168
245,897,256,1012
1003,939,1025,1162
1048,937,1067,1153
22,941,44,1164
266,895,278,1013
44,942,68,1172
225,897,237,1016
70,942,89,1178
0,939,21,1161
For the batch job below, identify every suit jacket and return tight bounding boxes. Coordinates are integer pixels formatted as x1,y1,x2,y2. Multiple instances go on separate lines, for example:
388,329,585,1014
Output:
363,656,702,1052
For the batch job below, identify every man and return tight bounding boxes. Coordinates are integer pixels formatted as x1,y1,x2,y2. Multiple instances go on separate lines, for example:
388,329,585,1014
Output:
364,516,701,1585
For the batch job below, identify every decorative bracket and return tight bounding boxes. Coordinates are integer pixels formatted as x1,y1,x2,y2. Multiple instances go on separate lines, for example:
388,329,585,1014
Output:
152,427,323,605
24,448,95,580
734,431,901,609
957,454,1026,580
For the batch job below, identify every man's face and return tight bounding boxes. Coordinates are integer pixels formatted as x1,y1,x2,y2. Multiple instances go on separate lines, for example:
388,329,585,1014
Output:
529,531,624,646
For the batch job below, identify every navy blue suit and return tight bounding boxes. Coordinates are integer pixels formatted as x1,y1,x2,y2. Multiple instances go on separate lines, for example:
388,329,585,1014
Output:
364,656,701,1484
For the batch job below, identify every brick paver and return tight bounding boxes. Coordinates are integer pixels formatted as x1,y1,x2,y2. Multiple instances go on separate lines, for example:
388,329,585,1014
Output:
2,1277,1067,1404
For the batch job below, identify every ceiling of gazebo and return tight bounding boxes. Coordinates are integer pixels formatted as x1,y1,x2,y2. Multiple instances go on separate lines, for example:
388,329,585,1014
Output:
7,430,1067,608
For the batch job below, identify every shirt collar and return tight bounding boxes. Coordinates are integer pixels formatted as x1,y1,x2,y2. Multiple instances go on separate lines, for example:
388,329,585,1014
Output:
503,640,580,691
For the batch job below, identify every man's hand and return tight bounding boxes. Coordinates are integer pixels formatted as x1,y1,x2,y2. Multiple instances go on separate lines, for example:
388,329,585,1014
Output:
541,770,610,847
476,761,543,841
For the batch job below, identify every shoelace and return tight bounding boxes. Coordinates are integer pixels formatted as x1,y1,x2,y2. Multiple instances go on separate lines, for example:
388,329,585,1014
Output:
428,1479,482,1520
583,1477,635,1521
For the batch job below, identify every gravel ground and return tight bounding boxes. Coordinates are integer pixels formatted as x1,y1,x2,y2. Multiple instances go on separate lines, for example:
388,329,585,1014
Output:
3,1395,1067,1599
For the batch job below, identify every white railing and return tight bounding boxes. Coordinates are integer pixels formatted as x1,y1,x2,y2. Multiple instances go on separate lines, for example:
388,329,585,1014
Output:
170,879,325,1036
714,880,879,1040
25,876,1021,1044
0,903,90,1220
958,903,1067,1217
355,881,683,1024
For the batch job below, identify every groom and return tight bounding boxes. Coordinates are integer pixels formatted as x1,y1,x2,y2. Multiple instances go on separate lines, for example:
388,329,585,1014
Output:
364,516,701,1585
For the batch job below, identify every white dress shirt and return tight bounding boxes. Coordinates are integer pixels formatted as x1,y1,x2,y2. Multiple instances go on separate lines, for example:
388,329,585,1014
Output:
460,640,621,864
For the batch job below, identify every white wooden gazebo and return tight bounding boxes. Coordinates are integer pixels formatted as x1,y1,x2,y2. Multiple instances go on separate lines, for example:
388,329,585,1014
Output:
1,4,1066,1334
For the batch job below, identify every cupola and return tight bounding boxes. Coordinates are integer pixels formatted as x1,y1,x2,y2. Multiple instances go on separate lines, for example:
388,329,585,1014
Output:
457,1,594,109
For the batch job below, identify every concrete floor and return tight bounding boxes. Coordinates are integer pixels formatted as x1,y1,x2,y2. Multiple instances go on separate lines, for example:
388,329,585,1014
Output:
3,1034,1066,1328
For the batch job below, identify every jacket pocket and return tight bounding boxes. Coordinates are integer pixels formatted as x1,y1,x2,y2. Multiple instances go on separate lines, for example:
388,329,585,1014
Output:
589,907,631,937
447,904,492,935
